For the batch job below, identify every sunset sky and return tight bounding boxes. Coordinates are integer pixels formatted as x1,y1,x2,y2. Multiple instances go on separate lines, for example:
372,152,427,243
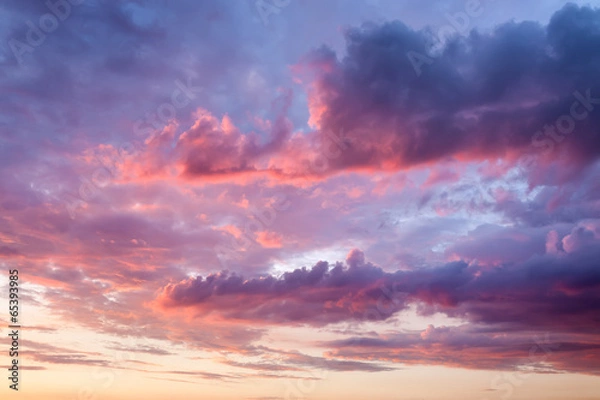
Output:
1,0,600,399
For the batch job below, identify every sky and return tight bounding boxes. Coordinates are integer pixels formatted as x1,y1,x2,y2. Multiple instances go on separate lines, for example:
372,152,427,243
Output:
1,0,600,399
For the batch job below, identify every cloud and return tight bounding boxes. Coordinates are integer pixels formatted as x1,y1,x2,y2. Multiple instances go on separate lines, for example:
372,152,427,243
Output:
105,343,174,356
157,241,600,374
324,324,600,375
175,104,292,178
274,350,395,372
157,249,396,325
163,370,239,381
296,4,600,175
24,340,111,367
219,347,394,373
158,244,600,333
562,221,600,253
